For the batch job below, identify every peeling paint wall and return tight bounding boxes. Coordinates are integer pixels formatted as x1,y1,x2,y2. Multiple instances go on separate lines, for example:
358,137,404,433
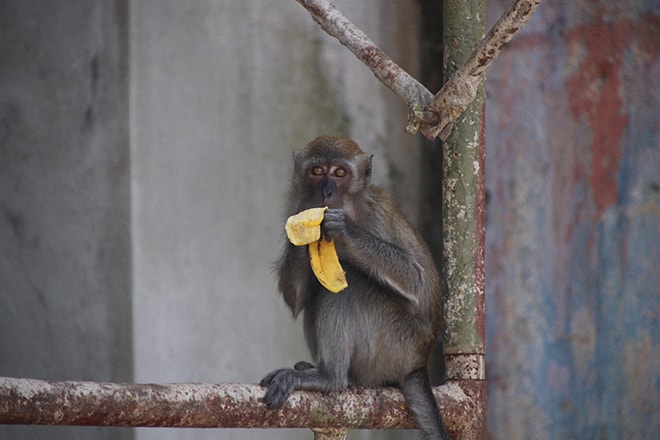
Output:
485,0,660,438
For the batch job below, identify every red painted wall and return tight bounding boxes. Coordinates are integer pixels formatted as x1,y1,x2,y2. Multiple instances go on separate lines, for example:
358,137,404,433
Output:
485,1,660,438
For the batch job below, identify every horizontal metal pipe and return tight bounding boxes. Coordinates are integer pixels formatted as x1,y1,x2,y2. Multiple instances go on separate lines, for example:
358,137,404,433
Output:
0,377,482,434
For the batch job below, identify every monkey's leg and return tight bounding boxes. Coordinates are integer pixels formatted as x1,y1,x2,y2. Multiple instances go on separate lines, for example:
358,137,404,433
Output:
400,369,450,440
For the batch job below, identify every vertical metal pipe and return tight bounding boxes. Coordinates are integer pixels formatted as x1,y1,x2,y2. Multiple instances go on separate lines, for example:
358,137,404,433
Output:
441,3,487,438
442,0,487,382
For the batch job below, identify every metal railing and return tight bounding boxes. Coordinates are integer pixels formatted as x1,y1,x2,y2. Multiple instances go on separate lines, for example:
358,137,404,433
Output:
0,377,484,439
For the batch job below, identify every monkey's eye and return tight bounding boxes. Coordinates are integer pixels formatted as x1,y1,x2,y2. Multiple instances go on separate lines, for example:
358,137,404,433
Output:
311,166,324,176
334,168,347,177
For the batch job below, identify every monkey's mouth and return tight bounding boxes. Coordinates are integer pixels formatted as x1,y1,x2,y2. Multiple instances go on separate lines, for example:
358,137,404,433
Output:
319,196,342,209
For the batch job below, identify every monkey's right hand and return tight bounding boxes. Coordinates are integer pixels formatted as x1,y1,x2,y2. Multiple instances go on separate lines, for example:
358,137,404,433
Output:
284,207,348,293
321,208,352,241
260,368,299,409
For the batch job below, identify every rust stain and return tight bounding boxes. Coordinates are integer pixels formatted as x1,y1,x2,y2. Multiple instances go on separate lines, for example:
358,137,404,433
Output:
565,16,631,216
360,45,397,84
506,31,551,51
0,378,482,433
639,11,660,64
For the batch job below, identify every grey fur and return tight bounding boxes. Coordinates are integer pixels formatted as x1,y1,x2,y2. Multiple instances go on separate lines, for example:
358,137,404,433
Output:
261,136,449,440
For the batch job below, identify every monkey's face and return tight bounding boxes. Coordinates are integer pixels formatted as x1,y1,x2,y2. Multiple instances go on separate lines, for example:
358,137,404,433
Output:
292,136,373,213
304,162,351,209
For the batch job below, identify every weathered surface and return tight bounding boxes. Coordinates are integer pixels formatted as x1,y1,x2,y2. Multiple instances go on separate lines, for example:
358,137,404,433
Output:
425,0,543,140
0,377,478,435
441,3,488,439
485,0,660,438
1,1,425,439
0,2,132,439
442,0,487,365
297,0,543,141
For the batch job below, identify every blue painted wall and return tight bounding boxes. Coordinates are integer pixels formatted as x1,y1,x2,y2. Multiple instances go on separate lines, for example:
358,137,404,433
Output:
485,0,659,438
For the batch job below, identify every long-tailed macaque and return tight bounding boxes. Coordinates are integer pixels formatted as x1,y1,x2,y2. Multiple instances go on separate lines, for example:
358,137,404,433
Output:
261,136,449,439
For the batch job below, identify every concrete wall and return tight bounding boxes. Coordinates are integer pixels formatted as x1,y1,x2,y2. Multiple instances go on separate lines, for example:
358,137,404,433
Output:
0,1,132,439
1,1,422,439
485,0,660,438
130,3,420,439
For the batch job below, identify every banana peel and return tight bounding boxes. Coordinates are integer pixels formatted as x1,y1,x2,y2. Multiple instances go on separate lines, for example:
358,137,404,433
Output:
308,238,347,293
285,207,348,293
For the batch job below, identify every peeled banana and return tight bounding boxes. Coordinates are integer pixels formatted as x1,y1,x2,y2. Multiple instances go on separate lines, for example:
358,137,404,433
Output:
285,206,327,245
285,207,348,293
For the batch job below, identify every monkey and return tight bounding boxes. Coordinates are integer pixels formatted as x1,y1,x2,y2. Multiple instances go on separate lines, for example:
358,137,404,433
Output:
261,136,450,440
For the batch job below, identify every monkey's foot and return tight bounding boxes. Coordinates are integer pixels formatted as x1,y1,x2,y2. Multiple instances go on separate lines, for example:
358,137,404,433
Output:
260,368,298,409
294,361,315,370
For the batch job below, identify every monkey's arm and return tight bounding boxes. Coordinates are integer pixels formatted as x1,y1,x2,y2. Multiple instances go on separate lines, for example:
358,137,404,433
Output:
277,243,314,317
322,208,430,307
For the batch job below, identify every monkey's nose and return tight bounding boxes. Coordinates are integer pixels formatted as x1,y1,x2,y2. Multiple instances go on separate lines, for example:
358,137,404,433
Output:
321,179,336,199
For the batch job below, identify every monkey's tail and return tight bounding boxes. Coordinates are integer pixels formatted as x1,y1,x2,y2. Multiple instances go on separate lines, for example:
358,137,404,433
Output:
400,369,450,440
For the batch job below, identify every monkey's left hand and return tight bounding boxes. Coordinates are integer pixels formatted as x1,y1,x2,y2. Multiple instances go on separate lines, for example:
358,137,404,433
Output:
321,208,352,241
260,368,297,409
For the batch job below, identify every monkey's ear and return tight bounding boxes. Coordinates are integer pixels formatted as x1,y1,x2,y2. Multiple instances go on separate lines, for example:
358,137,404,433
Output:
364,154,374,184
292,149,304,173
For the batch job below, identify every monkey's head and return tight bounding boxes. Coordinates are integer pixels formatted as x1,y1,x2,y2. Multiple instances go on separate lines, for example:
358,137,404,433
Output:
292,136,373,212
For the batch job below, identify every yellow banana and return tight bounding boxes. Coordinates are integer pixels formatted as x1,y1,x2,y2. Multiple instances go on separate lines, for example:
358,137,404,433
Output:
284,207,348,293
285,206,327,245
